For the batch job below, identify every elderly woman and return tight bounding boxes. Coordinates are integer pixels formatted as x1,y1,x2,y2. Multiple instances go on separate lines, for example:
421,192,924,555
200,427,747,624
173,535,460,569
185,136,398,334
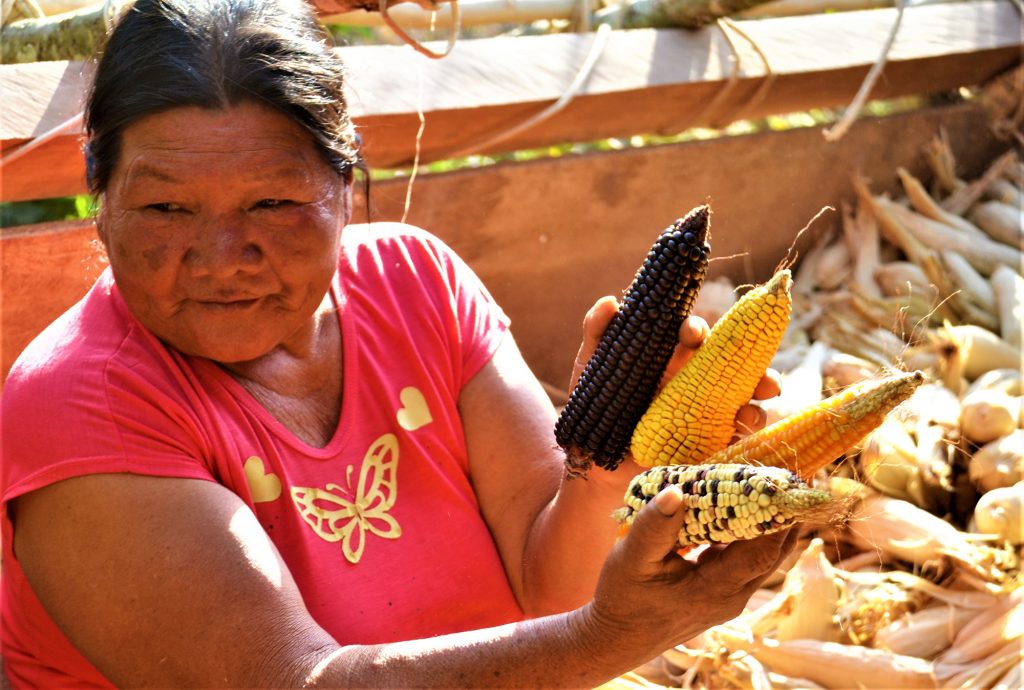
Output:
1,0,792,687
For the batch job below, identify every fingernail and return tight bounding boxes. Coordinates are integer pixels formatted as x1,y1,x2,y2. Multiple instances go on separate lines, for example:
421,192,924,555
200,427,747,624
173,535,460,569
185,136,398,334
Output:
654,485,683,516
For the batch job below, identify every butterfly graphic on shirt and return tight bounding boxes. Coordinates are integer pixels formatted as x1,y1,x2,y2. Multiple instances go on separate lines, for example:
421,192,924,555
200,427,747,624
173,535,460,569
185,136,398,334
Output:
291,433,401,564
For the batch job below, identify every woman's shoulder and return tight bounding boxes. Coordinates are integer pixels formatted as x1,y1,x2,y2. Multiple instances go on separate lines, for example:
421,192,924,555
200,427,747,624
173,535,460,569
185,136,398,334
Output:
4,269,155,403
342,221,456,258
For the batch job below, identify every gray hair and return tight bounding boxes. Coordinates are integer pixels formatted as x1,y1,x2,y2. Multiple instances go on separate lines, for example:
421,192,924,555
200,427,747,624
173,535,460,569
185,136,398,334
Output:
85,0,362,194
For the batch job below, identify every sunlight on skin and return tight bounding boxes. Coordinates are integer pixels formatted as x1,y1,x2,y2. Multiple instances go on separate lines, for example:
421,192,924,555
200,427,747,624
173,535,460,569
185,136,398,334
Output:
228,507,284,589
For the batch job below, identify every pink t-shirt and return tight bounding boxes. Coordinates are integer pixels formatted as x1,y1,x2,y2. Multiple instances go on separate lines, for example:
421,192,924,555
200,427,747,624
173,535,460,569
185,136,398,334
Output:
1,222,523,687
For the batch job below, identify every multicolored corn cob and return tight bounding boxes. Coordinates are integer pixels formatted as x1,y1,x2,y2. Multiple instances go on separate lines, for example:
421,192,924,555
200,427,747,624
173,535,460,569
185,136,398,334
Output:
555,206,711,475
704,370,926,480
614,463,833,549
630,268,793,467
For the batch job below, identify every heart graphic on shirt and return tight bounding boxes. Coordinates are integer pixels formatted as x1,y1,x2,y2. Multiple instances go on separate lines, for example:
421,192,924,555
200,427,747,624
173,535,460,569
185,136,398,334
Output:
244,456,283,503
396,386,432,431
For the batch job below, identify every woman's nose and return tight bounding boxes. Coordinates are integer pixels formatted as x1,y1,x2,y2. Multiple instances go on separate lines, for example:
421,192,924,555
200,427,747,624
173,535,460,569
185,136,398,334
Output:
183,216,263,276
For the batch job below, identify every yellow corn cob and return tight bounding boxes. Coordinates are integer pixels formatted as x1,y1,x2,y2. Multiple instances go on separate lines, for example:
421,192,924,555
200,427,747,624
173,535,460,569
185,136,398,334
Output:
614,463,833,549
630,269,793,467
705,370,926,479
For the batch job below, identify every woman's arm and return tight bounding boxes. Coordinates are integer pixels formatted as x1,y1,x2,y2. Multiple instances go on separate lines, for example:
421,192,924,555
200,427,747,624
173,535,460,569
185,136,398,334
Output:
12,471,794,688
462,299,781,616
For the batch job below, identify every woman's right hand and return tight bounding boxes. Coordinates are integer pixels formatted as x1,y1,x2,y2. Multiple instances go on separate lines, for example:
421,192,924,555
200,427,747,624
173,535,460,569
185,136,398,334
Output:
581,485,799,658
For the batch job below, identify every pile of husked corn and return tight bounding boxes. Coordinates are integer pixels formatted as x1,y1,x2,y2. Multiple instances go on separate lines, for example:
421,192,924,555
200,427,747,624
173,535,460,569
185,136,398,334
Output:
602,138,1023,690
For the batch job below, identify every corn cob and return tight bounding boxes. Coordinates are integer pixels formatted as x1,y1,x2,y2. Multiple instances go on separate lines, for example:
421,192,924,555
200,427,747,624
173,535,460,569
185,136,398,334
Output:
614,463,833,549
630,269,793,467
555,206,711,475
704,370,926,480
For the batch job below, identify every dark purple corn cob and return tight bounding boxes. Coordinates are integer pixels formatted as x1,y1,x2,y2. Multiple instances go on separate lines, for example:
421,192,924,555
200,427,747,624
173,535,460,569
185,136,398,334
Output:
555,205,711,475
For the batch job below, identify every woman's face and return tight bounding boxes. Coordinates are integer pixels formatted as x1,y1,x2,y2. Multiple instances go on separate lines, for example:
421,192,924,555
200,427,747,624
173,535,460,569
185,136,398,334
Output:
97,101,350,363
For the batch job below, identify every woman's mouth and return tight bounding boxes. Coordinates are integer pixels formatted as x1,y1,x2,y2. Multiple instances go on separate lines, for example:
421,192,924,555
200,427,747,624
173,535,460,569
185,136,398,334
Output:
195,297,262,311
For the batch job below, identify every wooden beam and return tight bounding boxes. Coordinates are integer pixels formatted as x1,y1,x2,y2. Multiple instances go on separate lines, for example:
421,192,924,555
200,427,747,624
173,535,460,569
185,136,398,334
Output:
1,219,108,383
1,0,1020,202
2,101,1006,388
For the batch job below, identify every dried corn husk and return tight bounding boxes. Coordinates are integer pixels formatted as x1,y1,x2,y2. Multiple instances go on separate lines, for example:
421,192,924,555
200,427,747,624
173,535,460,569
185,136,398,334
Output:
941,149,1020,217
924,130,964,197
986,178,1024,211
969,430,1024,492
840,569,998,610
901,382,962,431
859,418,923,502
960,389,1020,444
938,588,1024,665
823,351,879,388
595,671,667,690
897,167,990,241
761,341,828,425
972,482,1024,544
708,628,941,690
814,241,853,292
773,539,841,642
879,197,1022,276
990,656,1023,690
912,423,955,513
940,250,997,316
715,650,773,690
872,604,976,659
847,493,1014,583
945,640,1024,689
836,570,932,646
990,265,1023,349
969,201,1023,248
842,200,883,300
931,324,1021,382
964,369,1022,397
874,261,935,299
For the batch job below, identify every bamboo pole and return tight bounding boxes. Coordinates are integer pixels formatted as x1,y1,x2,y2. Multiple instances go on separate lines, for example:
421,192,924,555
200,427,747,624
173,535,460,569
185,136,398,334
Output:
1,4,106,63
324,0,783,30
323,0,571,29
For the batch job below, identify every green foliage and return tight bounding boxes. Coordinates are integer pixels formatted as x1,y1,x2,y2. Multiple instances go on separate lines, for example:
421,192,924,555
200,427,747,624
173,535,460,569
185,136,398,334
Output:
0,195,96,229
370,95,928,180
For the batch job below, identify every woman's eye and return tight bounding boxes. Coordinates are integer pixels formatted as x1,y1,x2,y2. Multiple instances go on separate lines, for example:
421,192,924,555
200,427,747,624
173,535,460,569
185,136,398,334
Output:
146,202,184,213
254,198,293,209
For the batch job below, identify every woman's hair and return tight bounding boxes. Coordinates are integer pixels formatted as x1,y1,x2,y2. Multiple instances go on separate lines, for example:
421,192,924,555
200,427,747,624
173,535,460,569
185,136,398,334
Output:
84,0,362,194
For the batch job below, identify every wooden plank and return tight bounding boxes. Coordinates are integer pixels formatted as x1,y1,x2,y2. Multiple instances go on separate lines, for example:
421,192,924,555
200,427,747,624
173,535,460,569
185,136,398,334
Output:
1,101,1006,388
1,219,108,382
356,102,1007,388
1,0,1019,202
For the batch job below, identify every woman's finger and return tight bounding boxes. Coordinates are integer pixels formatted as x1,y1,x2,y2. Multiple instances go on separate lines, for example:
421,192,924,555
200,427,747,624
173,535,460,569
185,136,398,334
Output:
569,296,619,391
658,316,709,388
619,486,690,569
679,315,709,350
752,368,782,400
734,404,767,437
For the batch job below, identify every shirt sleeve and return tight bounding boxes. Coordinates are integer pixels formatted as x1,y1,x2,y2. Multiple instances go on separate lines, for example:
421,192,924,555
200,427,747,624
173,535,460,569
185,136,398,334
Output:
413,230,512,387
1,293,214,504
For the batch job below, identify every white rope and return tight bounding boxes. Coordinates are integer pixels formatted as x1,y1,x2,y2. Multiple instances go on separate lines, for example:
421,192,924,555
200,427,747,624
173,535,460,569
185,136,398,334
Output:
822,0,906,142
437,20,612,161
380,0,461,60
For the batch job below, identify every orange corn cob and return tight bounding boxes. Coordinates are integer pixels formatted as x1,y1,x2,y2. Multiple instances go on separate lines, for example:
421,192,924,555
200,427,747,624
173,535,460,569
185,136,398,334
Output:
704,370,926,480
